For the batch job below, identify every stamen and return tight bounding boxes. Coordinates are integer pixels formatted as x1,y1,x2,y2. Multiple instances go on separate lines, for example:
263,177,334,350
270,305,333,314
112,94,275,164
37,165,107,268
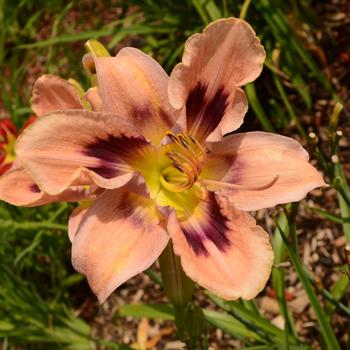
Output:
201,176,279,191
166,133,178,143
161,132,207,192
178,135,190,148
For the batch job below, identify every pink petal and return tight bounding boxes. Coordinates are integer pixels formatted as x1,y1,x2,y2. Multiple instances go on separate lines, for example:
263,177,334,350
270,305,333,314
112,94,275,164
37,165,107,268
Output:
167,191,273,300
16,110,152,195
168,18,265,142
31,75,83,117
0,168,43,206
85,87,103,112
94,48,175,144
0,167,95,207
71,186,169,303
68,206,88,242
202,131,326,211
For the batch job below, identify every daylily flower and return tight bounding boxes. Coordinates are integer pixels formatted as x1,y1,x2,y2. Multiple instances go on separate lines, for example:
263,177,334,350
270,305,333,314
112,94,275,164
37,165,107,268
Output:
0,75,96,206
12,18,324,302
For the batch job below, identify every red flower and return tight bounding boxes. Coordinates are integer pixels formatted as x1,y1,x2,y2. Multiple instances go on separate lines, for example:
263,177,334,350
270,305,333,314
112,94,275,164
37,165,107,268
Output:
0,115,38,176
0,118,18,175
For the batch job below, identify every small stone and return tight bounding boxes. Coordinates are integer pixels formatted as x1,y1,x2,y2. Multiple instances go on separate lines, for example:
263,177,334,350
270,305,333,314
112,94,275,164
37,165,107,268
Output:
311,252,319,262
331,154,339,163
308,132,316,139
260,296,280,315
271,315,285,330
289,292,310,313
165,341,186,349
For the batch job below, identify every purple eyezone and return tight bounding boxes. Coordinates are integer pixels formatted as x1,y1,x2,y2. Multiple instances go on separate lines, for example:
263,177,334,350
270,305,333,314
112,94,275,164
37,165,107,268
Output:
100,192,147,230
131,105,153,125
186,82,229,142
183,228,208,255
82,134,148,178
159,108,174,128
30,183,41,193
182,192,231,256
131,105,173,129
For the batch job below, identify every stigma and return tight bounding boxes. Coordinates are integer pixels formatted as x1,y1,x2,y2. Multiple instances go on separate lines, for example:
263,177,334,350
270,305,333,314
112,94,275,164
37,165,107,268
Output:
160,132,207,193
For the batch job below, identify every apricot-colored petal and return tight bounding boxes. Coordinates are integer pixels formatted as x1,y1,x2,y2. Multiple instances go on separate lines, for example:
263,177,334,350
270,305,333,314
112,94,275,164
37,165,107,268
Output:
202,132,326,211
94,48,175,144
71,186,169,303
0,168,43,206
0,167,95,207
16,110,152,195
68,207,89,242
205,88,248,143
85,87,103,112
31,75,83,116
168,18,264,142
167,191,273,300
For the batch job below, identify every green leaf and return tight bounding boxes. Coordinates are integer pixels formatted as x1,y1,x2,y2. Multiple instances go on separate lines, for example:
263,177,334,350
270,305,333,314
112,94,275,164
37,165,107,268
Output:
272,211,298,342
334,164,350,241
245,83,275,132
305,205,350,224
208,293,283,338
277,222,341,350
118,303,174,320
203,309,265,342
118,302,269,342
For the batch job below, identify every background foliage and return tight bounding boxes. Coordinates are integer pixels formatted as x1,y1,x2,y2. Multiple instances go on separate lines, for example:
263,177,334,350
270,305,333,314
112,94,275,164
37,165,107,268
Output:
0,0,349,349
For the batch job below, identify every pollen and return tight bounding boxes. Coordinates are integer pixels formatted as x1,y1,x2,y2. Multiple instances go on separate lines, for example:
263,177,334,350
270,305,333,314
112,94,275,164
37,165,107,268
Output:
160,132,207,192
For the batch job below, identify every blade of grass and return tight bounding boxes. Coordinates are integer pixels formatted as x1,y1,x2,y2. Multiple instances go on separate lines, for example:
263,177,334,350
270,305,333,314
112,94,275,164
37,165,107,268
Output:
241,300,261,316
192,0,222,24
47,1,75,73
0,219,67,231
207,292,299,345
118,303,267,342
325,275,350,319
276,220,341,350
309,274,350,319
334,165,350,241
272,211,298,342
203,309,267,342
304,205,350,224
256,0,333,93
118,303,174,320
240,0,252,19
272,73,307,138
329,103,350,240
17,25,177,49
245,83,275,132
191,0,210,24
144,268,163,287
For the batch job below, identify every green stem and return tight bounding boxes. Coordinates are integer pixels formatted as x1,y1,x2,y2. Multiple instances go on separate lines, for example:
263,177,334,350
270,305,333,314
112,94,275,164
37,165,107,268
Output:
159,243,194,308
159,243,203,347
0,219,67,231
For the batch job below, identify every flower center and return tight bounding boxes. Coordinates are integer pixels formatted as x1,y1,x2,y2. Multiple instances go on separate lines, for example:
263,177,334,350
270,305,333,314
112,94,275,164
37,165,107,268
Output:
160,132,206,193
